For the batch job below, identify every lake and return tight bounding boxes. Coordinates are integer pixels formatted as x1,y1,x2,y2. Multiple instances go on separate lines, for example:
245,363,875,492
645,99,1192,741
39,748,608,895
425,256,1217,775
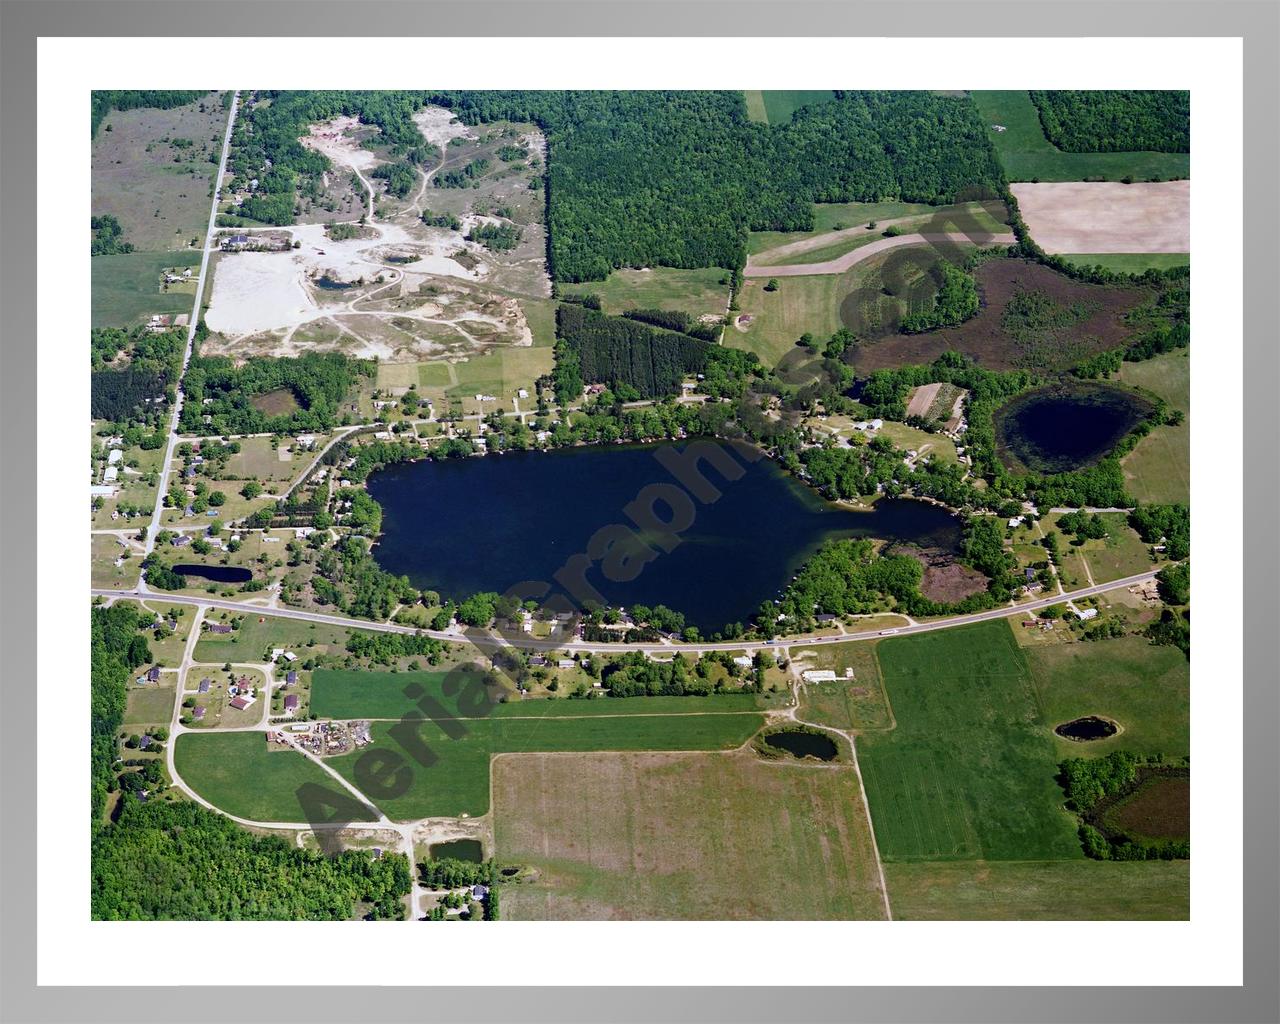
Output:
172,563,253,584
994,383,1154,474
366,441,963,633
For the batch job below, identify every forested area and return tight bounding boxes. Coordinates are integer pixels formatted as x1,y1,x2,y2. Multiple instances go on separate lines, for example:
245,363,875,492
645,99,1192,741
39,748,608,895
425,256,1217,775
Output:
90,214,133,256
93,800,411,919
91,90,209,136
555,303,715,400
179,351,373,435
1059,751,1190,861
229,89,1004,280
899,264,979,333
91,603,150,820
1030,91,1190,154
91,325,186,423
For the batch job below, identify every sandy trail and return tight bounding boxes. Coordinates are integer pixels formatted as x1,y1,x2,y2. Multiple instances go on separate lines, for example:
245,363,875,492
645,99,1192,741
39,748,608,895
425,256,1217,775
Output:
744,231,1015,278
1009,181,1189,254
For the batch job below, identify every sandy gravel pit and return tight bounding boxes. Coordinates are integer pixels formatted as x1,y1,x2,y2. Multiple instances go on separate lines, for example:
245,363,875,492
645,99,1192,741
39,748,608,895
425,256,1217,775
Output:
1009,181,1189,254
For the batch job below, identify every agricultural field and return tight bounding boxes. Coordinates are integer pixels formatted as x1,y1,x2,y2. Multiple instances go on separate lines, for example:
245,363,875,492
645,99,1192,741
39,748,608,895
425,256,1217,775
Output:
1119,349,1190,503
970,91,1190,182
794,641,893,732
327,709,765,820
494,749,888,920
742,90,838,125
848,258,1154,374
91,250,202,328
174,731,377,823
856,619,1082,862
310,667,771,721
1009,181,1189,255
1027,635,1189,759
884,859,1189,920
91,90,227,252
1060,253,1190,275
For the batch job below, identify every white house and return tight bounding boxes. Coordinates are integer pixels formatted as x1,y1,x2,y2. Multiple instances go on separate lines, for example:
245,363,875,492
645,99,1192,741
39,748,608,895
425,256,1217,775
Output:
1074,608,1099,621
732,656,753,669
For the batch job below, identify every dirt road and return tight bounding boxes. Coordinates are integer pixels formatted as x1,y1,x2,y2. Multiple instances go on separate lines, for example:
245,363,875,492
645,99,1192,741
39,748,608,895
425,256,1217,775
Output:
744,231,1015,278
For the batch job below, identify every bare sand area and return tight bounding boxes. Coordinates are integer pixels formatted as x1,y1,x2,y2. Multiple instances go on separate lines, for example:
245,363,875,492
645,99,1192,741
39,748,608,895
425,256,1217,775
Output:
1009,181,1189,254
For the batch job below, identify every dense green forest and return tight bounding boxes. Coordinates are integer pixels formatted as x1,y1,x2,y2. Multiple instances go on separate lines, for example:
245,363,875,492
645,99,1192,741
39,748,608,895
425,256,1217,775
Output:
1029,90,1190,154
179,351,373,435
93,800,412,919
90,326,185,423
227,89,1004,280
899,264,979,333
91,90,209,136
90,214,134,256
555,302,715,400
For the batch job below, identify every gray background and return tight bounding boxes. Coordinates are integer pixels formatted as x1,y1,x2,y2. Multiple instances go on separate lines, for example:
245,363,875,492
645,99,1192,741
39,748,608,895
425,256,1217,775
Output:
1,2,1276,1021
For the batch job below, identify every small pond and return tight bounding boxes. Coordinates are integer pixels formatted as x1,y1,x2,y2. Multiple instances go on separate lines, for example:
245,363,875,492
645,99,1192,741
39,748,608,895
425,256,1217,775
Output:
429,838,484,863
1055,716,1119,741
763,729,839,762
314,275,353,291
994,383,1154,474
172,564,253,584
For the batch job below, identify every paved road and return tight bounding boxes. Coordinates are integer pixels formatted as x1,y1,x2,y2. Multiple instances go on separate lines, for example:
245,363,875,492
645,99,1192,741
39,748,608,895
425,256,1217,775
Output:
140,92,241,576
743,231,1015,278
93,569,1158,655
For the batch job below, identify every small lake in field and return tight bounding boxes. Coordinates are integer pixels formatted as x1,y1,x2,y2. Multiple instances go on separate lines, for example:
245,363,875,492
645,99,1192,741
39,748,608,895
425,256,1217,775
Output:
762,729,839,762
365,441,964,633
429,839,484,863
172,564,253,584
994,383,1154,474
1055,716,1119,741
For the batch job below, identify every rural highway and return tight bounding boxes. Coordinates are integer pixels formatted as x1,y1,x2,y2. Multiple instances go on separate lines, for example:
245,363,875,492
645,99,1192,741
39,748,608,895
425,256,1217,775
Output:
140,91,241,572
743,230,1016,278
92,569,1158,656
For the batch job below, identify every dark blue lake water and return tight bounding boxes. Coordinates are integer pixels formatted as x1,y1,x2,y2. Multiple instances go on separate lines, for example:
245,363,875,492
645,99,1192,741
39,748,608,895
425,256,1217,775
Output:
172,563,253,584
366,441,962,633
994,383,1154,474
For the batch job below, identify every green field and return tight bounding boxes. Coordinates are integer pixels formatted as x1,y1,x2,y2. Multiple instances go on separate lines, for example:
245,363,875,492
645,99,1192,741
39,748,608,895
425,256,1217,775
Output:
497,749,888,920
1060,253,1190,274
1119,349,1190,504
174,731,378,823
796,641,893,731
573,266,730,321
1027,635,1189,759
328,711,765,820
311,667,770,721
92,250,202,328
971,91,1190,183
193,612,351,663
885,859,1189,920
857,619,1082,862
747,201,953,255
742,90,838,125
124,685,177,726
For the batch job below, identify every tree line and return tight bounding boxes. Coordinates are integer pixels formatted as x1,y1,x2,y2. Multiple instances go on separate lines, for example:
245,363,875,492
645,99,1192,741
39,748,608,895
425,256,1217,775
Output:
1029,90,1190,154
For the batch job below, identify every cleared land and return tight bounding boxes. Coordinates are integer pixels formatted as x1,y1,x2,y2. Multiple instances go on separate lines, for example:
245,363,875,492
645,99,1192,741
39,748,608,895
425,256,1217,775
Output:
742,90,838,126
92,91,227,252
92,250,202,328
849,258,1153,374
794,641,893,731
494,750,888,919
327,710,765,821
310,668,769,720
885,859,1188,920
744,231,1014,278
174,731,378,823
857,619,1082,862
1027,635,1189,759
1119,349,1190,504
970,91,1190,182
572,267,730,322
1009,181,1189,255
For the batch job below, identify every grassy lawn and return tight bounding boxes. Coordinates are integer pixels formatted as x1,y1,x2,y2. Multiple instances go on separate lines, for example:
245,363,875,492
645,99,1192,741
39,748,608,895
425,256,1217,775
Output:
730,274,844,366
795,640,892,731
747,201,949,255
571,266,730,321
1057,512,1158,585
495,749,888,919
742,89,769,123
1026,635,1189,759
1119,349,1190,504
124,685,176,727
1060,253,1189,274
437,347,554,406
857,619,1082,862
91,250,202,328
970,91,1190,183
311,667,771,720
174,731,377,823
327,710,765,820
193,610,351,663
885,859,1188,920
874,421,959,465
92,534,141,589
